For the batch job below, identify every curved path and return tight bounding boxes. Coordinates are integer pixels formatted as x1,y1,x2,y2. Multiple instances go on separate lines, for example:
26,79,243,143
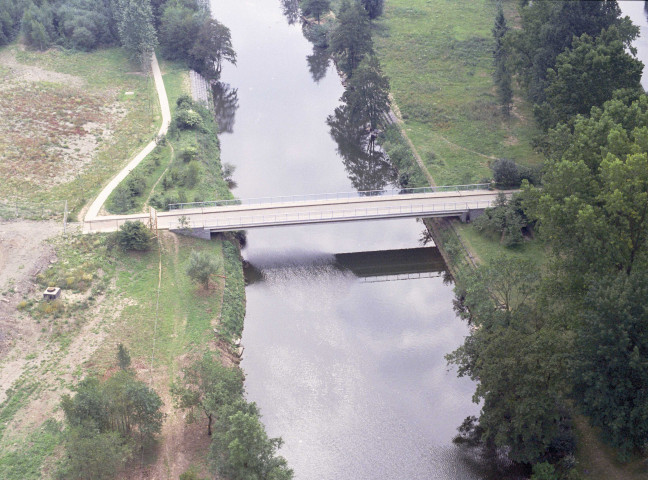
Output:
85,53,171,221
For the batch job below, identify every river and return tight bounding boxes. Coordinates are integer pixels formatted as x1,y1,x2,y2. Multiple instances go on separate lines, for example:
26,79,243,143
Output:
619,1,648,90
209,1,490,478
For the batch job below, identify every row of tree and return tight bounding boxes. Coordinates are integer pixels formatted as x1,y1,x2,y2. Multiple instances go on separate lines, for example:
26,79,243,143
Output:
452,1,648,476
0,0,235,79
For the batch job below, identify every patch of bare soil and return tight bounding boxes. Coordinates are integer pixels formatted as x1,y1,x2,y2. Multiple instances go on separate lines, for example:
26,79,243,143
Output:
0,48,127,194
0,220,61,402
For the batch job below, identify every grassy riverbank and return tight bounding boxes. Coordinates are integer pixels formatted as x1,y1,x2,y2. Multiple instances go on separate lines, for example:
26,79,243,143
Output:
373,0,542,186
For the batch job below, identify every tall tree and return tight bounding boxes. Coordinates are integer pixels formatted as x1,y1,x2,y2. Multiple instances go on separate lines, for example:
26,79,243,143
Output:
159,4,201,61
189,18,236,79
536,26,643,130
116,0,158,61
573,271,648,459
172,352,244,436
328,0,372,77
508,0,626,104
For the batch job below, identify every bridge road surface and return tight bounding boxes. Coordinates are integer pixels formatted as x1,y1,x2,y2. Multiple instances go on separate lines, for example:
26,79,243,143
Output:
83,189,502,234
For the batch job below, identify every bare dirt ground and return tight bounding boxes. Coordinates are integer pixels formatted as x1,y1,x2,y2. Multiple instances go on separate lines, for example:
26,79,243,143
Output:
0,220,62,400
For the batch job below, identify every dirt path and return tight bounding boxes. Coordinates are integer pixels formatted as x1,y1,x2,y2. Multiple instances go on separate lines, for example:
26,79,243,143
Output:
85,53,171,221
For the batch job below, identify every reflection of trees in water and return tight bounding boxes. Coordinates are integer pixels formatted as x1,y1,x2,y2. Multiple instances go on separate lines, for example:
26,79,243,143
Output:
327,104,397,192
280,0,301,25
307,46,330,83
211,82,239,134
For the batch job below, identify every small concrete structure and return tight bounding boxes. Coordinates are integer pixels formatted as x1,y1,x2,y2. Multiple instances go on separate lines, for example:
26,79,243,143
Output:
43,287,61,301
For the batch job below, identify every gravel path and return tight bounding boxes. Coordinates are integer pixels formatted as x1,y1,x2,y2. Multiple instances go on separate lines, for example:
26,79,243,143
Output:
85,53,171,221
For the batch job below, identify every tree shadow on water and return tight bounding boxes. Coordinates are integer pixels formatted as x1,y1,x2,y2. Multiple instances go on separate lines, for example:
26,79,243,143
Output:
211,82,239,134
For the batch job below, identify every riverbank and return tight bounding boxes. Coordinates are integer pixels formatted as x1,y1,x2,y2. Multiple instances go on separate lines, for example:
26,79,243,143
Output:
0,44,248,477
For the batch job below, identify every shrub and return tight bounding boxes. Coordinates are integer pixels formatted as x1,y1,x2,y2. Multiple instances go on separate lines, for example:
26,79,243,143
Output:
180,147,198,162
491,158,520,188
176,108,203,130
110,185,134,213
186,250,221,289
115,221,154,251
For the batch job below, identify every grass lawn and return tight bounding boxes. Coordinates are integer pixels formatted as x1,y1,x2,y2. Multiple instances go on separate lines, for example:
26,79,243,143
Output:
0,46,160,217
373,0,543,185
453,221,546,268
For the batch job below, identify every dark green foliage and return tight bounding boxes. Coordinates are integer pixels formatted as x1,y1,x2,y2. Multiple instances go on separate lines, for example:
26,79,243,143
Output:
186,250,220,289
172,351,244,436
59,370,164,478
508,0,625,104
300,0,330,23
328,0,372,77
360,0,383,20
525,96,648,279
109,184,134,213
115,220,154,251
115,0,158,61
303,22,329,48
176,108,204,130
490,158,519,187
341,55,390,129
172,353,292,479
57,0,117,50
57,427,131,480
573,271,648,458
218,239,246,340
447,256,574,465
472,193,529,247
21,2,55,50
159,4,200,60
536,26,643,131
0,0,27,46
530,462,557,480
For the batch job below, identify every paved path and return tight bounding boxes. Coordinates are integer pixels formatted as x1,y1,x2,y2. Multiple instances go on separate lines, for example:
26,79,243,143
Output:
85,53,171,221
83,189,501,234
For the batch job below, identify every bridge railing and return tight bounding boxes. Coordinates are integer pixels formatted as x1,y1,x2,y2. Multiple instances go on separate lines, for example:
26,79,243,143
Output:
168,183,492,211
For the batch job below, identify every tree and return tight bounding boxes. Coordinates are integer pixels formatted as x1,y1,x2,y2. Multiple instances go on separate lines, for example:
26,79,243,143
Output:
507,1,626,104
189,18,236,79
159,4,200,61
572,271,648,458
300,0,330,23
472,193,528,247
328,0,372,77
341,55,390,129
447,257,574,465
537,26,643,130
172,352,244,436
211,409,293,480
58,427,132,480
524,96,648,279
115,0,158,61
115,220,154,251
186,250,221,289
491,158,519,188
21,3,54,51
360,0,383,20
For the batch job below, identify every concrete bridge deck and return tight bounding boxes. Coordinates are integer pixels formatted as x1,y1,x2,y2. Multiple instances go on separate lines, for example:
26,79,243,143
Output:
83,188,502,234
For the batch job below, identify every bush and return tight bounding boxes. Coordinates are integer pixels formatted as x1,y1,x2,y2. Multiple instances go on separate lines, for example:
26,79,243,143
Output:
115,221,154,251
491,158,520,188
176,108,203,130
180,146,198,162
109,185,134,214
186,250,221,289
303,23,329,48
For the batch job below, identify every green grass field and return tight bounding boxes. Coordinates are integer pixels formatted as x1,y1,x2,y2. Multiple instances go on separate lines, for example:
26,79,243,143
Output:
373,0,543,185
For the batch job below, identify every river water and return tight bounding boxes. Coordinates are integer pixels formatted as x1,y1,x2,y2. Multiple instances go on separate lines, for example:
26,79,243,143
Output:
619,1,648,90
209,1,487,478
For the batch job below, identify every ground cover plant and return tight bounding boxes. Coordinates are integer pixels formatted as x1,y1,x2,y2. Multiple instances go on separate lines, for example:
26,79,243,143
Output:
372,0,542,185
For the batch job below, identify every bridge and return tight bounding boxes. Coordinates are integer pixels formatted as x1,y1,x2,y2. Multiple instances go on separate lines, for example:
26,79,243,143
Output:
83,185,503,235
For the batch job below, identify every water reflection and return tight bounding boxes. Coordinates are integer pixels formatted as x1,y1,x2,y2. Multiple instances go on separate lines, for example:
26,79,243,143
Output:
279,0,301,25
307,46,330,83
212,82,239,134
327,104,398,191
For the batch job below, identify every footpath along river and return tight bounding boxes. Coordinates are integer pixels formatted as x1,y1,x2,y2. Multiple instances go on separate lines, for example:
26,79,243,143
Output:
210,0,500,478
